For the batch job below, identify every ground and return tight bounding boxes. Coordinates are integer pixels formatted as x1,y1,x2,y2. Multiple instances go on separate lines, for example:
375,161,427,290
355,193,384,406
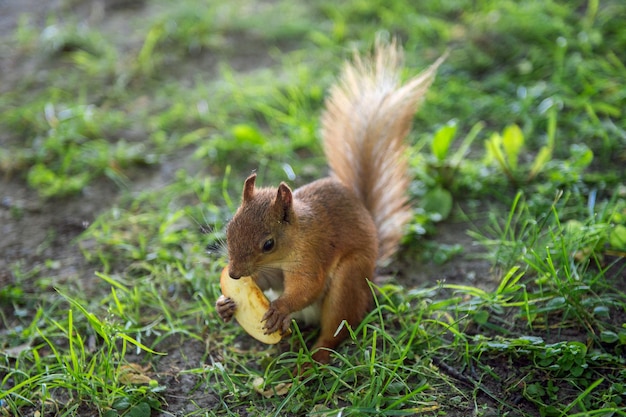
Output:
1,0,625,416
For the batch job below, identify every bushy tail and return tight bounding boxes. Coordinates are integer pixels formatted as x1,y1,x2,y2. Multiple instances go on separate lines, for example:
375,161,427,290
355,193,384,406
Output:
321,38,445,262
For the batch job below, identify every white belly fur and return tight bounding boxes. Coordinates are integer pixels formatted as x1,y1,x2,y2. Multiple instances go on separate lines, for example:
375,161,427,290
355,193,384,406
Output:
264,289,322,326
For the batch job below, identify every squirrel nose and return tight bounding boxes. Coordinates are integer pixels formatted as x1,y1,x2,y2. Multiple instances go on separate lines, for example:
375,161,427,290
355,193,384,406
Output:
228,270,242,280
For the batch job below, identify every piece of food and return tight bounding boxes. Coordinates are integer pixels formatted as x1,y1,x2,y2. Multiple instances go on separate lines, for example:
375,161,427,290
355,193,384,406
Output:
219,266,283,344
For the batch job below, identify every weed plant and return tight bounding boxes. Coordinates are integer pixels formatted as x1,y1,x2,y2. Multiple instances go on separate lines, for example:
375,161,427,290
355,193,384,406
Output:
1,0,625,416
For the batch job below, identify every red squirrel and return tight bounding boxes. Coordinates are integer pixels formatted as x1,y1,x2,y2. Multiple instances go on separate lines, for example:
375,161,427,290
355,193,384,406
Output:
216,39,445,364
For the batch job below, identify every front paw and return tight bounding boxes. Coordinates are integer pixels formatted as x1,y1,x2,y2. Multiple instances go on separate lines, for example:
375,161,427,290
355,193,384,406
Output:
216,295,236,322
262,301,291,335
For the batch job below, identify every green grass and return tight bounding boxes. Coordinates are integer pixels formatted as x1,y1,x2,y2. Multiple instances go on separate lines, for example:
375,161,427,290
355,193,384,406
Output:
1,0,625,415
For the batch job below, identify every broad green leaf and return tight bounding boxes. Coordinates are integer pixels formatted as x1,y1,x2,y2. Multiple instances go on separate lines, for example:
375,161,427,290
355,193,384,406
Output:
420,186,453,220
127,402,155,417
113,397,131,410
431,122,457,161
485,132,507,169
525,383,545,397
570,144,594,169
593,306,610,318
473,309,489,325
231,124,266,145
600,331,619,344
609,224,626,249
502,124,524,170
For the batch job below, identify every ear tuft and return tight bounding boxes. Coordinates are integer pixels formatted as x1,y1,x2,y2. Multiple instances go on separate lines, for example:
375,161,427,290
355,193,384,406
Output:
275,182,293,222
242,173,257,202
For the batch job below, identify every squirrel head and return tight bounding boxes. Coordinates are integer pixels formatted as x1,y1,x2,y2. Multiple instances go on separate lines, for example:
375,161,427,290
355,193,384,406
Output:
226,173,296,279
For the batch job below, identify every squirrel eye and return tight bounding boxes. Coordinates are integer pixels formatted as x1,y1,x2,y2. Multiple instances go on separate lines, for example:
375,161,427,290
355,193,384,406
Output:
262,238,275,253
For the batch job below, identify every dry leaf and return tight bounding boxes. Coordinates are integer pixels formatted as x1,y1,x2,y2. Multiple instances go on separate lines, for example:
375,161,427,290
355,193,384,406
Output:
118,363,155,385
252,376,292,398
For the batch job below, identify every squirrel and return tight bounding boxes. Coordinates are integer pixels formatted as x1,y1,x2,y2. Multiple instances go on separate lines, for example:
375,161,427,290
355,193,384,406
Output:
216,38,445,364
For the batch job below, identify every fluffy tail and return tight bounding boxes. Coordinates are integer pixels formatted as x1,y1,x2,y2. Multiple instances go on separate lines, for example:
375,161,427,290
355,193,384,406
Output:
321,39,445,262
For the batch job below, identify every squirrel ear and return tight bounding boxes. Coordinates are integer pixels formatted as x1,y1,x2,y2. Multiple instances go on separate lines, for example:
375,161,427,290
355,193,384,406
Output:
242,173,257,202
275,182,293,223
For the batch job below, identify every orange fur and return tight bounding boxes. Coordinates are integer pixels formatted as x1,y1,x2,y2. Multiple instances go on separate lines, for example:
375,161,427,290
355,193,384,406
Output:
322,38,446,261
217,39,445,364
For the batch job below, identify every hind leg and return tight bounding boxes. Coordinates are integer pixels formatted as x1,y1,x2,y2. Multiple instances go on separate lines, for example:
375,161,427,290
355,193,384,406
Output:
311,254,374,364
